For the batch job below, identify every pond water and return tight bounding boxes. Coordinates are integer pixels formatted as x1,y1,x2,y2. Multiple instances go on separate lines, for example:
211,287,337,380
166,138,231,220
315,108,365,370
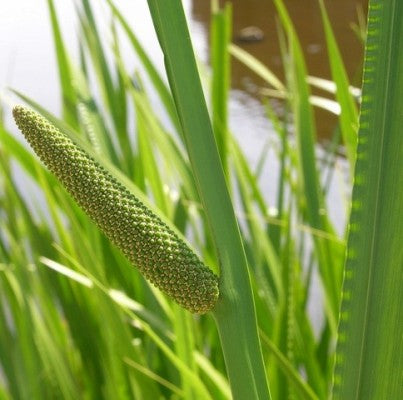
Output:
192,0,367,140
1,0,367,137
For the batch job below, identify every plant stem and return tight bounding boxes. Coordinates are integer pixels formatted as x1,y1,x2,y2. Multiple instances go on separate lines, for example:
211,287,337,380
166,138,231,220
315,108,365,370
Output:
145,0,271,398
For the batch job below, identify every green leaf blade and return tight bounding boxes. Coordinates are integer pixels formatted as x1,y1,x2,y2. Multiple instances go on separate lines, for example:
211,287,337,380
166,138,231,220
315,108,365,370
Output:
332,1,403,398
145,1,271,399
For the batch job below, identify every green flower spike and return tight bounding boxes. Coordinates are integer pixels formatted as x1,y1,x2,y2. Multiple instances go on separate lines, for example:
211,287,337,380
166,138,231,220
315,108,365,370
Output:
13,105,219,314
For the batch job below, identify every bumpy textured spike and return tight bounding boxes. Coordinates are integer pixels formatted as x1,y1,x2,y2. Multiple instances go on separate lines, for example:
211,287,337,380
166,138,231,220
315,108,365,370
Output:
13,105,219,313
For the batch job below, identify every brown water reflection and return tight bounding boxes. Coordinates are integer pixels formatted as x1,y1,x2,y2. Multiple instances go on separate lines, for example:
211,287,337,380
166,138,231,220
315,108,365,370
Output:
191,0,368,141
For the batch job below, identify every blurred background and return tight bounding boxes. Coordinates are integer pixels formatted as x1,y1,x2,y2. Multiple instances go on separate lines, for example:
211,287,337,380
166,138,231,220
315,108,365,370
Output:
1,0,367,139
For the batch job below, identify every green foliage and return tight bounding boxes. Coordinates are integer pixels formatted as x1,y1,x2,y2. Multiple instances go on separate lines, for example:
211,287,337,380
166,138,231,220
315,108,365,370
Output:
1,0,400,399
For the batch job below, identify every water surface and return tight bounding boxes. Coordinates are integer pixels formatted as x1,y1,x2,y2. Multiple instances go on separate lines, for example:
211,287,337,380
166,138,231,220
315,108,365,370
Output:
192,0,367,140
